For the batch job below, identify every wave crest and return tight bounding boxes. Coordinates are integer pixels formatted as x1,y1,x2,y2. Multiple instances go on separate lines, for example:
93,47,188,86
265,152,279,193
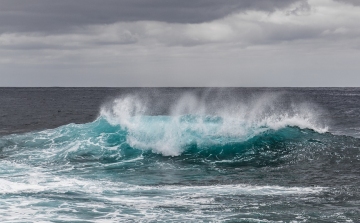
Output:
99,92,328,156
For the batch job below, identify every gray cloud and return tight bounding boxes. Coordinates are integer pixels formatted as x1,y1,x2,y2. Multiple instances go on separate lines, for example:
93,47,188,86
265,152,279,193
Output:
2,0,360,51
0,0,303,34
1,0,360,87
335,0,360,6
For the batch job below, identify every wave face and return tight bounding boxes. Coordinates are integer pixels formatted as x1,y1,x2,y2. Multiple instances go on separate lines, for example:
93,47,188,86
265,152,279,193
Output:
1,90,359,222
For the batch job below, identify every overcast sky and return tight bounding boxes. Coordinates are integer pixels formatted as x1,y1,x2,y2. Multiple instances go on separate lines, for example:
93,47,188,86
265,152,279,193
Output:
1,0,360,86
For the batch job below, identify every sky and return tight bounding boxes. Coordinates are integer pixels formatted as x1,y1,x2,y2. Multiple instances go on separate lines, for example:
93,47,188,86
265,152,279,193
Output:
0,0,360,87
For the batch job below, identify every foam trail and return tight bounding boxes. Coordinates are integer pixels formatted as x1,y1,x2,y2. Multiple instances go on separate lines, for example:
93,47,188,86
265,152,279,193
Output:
0,176,325,195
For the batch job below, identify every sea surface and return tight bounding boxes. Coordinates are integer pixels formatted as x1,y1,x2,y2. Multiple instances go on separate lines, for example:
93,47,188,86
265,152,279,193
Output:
0,88,359,222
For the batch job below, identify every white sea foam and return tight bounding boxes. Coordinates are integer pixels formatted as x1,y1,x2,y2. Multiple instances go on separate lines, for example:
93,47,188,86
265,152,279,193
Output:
0,162,327,223
0,177,330,223
0,162,325,196
144,184,326,195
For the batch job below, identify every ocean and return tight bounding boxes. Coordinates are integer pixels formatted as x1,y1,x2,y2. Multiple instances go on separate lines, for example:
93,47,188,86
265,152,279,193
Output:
0,88,359,222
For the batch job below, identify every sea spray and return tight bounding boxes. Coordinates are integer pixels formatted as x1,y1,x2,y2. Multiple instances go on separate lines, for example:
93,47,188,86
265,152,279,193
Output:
99,91,328,156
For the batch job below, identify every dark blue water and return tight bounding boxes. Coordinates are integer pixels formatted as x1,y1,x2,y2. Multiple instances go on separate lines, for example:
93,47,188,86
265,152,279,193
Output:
0,88,359,222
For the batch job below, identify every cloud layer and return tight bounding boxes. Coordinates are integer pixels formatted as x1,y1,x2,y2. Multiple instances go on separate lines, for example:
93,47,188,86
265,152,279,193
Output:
1,0,359,49
0,0,359,86
0,0,304,33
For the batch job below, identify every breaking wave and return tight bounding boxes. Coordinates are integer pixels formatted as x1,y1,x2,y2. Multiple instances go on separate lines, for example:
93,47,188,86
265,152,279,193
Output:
0,92,331,164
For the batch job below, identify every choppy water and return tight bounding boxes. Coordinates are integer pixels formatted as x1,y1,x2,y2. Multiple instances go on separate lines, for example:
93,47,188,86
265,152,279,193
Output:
0,88,359,222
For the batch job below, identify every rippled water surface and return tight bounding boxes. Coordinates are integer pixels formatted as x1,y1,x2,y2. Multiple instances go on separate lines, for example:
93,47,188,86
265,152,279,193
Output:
0,88,359,222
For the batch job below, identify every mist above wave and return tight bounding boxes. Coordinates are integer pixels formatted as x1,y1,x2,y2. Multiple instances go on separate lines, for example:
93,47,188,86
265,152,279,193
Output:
100,91,328,156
